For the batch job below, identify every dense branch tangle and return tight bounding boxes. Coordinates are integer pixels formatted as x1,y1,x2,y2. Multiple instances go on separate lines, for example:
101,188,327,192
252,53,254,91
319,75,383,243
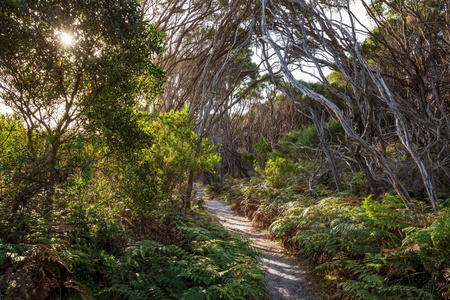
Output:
144,0,264,207
144,0,261,117
259,0,448,209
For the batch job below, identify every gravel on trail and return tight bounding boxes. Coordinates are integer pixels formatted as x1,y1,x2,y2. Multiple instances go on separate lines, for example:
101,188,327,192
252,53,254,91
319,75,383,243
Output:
199,186,318,300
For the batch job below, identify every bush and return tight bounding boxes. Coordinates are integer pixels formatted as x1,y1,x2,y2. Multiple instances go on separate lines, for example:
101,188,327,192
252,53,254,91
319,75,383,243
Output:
272,193,447,299
218,177,449,299
102,213,266,299
280,119,345,158
255,157,297,188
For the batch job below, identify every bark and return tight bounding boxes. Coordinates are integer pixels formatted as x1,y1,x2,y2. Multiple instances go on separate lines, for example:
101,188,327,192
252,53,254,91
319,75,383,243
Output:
310,109,343,192
184,14,257,209
258,0,441,209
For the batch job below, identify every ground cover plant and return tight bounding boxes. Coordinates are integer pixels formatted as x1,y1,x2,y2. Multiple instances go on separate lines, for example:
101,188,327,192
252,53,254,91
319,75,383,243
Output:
210,121,450,299
0,206,265,299
215,178,450,299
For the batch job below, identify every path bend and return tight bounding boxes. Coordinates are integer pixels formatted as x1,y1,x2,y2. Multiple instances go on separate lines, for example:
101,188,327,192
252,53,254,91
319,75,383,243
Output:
198,186,318,300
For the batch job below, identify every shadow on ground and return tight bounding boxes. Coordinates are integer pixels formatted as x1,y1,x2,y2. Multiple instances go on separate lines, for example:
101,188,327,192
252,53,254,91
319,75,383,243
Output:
199,184,318,300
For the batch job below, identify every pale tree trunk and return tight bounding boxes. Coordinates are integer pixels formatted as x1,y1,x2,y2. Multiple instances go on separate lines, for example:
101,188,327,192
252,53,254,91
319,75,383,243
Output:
310,109,343,192
184,16,256,209
261,44,344,193
259,0,435,209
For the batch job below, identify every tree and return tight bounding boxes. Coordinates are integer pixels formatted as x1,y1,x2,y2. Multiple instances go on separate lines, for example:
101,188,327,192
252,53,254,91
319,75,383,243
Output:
258,0,448,209
361,0,449,201
143,0,264,207
144,0,261,116
0,0,165,211
261,61,345,193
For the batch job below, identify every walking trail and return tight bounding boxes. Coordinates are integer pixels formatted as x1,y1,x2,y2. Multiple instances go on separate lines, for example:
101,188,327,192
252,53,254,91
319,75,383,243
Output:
196,185,318,300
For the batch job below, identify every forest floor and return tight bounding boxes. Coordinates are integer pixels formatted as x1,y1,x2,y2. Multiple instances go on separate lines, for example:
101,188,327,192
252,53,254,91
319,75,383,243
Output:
196,185,320,300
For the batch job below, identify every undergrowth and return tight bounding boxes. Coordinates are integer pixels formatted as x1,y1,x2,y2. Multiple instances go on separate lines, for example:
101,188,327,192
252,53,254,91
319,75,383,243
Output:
213,179,450,299
103,213,265,299
0,208,265,299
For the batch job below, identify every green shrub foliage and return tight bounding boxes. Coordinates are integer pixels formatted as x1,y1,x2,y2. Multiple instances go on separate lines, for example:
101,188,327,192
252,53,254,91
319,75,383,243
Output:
218,178,449,299
280,119,345,157
103,214,265,299
255,157,297,188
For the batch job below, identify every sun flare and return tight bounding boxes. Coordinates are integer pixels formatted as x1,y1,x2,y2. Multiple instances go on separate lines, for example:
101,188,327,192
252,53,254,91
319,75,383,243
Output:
60,32,73,46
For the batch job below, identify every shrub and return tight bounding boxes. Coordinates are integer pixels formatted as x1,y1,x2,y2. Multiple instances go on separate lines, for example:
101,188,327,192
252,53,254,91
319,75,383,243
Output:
255,157,297,188
280,119,345,157
102,213,266,299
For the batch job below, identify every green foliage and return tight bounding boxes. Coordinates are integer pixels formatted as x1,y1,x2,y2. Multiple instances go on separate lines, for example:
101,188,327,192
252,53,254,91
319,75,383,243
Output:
253,120,346,191
347,172,367,196
119,108,220,219
148,108,220,193
0,115,26,169
360,26,385,61
216,177,448,299
254,137,272,168
0,109,222,298
1,194,263,299
255,157,297,188
281,124,320,151
402,208,450,297
326,71,348,91
102,214,265,300
282,194,447,299
280,119,345,157
298,80,328,96
0,0,165,214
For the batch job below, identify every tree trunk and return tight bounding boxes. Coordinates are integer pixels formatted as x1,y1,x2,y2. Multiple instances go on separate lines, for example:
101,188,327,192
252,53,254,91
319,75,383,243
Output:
311,109,343,192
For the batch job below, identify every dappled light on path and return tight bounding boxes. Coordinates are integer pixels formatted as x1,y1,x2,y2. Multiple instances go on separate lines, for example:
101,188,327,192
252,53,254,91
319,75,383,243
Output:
200,186,317,300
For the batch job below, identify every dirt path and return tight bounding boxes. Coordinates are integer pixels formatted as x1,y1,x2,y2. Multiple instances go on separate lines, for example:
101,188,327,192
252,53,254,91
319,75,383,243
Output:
197,186,317,300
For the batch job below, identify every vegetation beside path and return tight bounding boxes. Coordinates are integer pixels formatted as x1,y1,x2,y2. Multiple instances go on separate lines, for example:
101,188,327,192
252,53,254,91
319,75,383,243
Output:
1,0,448,299
208,177,450,299
206,192,317,300
0,204,266,299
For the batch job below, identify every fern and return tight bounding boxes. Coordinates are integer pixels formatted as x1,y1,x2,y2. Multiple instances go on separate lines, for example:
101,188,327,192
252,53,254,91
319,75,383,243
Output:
362,194,411,231
333,258,436,299
100,213,265,299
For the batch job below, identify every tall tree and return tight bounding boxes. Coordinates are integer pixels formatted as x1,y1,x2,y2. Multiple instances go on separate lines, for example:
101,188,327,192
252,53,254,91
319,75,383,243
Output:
0,0,165,211
258,0,448,209
144,0,261,116
362,0,449,199
144,0,264,207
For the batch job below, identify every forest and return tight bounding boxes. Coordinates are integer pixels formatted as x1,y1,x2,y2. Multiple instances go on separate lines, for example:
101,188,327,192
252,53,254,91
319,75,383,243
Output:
0,0,448,299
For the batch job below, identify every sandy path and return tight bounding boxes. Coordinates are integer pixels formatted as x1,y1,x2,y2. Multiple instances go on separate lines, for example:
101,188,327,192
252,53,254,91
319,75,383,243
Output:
198,186,317,300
